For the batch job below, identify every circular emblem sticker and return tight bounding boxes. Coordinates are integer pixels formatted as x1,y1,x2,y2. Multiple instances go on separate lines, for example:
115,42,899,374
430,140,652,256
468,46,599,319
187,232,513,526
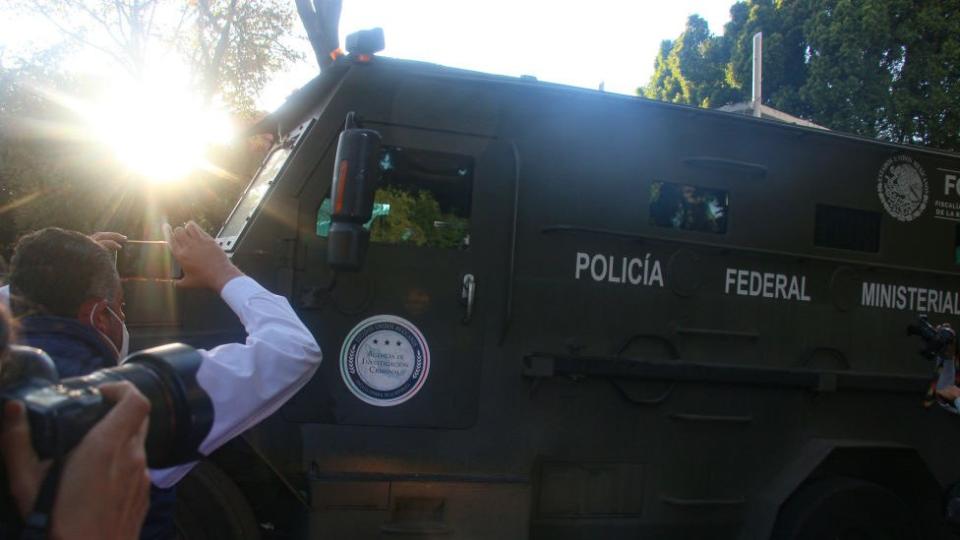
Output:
877,155,929,222
340,315,430,407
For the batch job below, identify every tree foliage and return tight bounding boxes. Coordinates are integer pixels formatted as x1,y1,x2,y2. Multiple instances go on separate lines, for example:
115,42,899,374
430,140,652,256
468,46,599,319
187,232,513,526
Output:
0,50,102,250
642,0,960,151
368,187,468,249
12,0,302,113
0,0,298,255
186,0,304,112
644,15,739,108
0,49,256,255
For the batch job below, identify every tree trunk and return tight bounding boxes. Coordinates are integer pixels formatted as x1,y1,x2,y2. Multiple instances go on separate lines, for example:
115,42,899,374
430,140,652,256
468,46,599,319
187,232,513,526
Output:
295,0,341,70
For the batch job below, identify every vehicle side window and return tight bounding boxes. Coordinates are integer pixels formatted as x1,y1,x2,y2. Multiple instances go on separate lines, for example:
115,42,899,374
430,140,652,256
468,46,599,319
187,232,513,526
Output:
814,204,881,253
317,146,474,249
219,147,292,242
649,181,728,234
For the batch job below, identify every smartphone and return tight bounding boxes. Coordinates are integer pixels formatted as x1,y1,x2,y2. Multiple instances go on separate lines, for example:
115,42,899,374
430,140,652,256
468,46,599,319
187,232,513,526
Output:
117,240,181,280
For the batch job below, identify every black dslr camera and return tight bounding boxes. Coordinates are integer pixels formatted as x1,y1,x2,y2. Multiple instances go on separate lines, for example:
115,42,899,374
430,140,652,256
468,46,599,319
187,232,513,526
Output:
0,343,213,468
907,315,957,360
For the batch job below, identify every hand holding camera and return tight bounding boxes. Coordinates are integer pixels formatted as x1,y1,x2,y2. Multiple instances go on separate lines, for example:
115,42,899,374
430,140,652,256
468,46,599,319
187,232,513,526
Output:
938,385,960,402
2,382,150,539
1,344,213,468
89,231,128,253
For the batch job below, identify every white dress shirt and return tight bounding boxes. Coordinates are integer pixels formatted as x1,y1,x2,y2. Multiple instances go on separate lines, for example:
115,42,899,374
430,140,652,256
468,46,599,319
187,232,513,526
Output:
0,279,323,488
150,276,321,487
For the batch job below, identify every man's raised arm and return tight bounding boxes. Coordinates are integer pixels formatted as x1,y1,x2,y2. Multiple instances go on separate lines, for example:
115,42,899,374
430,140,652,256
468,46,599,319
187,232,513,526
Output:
151,223,321,487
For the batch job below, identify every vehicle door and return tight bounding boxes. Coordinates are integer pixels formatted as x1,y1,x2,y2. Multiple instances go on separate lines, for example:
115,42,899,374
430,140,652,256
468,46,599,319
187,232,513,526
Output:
286,124,514,429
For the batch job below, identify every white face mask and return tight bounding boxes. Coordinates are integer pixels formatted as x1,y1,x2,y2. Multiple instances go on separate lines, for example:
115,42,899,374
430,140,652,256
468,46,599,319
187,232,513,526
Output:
115,311,130,359
91,304,129,360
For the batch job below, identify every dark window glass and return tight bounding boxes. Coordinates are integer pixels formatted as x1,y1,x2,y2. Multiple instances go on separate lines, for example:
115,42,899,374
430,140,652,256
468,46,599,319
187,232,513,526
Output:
317,146,473,249
814,204,881,252
649,181,728,234
219,147,292,241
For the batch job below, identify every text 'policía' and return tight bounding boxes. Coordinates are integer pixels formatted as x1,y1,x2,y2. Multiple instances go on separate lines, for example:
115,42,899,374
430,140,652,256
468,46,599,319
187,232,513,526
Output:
575,252,664,287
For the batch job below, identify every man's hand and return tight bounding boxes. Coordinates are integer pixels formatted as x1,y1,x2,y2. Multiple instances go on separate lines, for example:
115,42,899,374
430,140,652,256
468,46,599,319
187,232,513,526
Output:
2,382,151,540
938,385,960,402
163,221,243,292
89,232,127,252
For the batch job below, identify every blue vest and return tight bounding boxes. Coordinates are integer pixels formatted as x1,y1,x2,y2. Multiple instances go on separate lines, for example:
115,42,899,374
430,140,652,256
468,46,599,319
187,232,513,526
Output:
18,316,177,540
19,315,118,377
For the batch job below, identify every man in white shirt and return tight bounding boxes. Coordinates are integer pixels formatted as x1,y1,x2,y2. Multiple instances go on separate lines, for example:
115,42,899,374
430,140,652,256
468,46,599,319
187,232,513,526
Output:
4,223,322,538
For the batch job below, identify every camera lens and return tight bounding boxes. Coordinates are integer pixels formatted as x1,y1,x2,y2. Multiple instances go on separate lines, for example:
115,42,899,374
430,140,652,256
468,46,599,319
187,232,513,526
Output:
60,344,213,468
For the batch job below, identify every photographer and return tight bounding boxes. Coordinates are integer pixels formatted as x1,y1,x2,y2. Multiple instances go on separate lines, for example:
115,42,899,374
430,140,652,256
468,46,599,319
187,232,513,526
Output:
0,304,152,539
5,224,322,538
932,324,960,408
908,320,960,410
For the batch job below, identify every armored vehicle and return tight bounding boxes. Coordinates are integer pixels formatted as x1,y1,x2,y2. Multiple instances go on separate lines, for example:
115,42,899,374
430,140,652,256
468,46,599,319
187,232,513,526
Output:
128,31,960,540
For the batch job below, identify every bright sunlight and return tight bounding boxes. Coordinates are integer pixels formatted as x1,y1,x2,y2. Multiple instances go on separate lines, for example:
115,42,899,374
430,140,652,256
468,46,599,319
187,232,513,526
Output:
85,61,234,184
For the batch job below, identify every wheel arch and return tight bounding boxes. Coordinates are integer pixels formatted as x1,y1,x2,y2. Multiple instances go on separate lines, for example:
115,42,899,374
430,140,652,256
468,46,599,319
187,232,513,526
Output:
198,434,311,536
739,439,943,540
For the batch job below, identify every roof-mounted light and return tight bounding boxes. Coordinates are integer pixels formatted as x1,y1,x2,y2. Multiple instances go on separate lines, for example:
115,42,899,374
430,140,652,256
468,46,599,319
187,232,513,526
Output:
346,28,385,62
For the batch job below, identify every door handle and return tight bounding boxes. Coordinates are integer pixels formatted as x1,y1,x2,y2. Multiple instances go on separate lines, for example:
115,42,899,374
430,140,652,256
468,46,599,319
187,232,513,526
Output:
461,273,476,324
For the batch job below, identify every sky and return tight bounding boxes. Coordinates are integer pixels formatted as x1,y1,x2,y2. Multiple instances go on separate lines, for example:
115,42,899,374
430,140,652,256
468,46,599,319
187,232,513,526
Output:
0,1,736,111
262,0,735,109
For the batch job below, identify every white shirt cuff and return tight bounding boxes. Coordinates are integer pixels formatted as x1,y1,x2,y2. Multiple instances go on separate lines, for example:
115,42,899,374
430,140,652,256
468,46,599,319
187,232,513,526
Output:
219,275,265,310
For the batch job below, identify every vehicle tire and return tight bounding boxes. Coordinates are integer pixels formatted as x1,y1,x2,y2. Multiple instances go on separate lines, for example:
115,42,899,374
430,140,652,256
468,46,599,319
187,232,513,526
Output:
175,460,261,540
771,477,917,540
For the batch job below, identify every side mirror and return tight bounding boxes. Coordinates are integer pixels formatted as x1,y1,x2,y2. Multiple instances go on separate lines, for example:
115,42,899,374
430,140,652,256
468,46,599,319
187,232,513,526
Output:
327,115,382,271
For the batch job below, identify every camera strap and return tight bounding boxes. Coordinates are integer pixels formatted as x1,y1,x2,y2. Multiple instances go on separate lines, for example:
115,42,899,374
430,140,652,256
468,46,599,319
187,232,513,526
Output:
19,457,63,540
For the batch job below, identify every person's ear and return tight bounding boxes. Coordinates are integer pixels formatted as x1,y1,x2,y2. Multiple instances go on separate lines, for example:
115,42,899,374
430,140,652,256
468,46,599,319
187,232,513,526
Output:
77,300,112,335
91,306,114,335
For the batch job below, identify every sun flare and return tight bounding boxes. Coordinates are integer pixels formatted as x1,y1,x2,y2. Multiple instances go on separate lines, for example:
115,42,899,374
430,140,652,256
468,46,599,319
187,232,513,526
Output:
85,62,234,184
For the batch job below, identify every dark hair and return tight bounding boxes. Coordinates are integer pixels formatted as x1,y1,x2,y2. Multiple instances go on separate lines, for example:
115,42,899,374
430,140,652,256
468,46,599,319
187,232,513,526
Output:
9,228,118,317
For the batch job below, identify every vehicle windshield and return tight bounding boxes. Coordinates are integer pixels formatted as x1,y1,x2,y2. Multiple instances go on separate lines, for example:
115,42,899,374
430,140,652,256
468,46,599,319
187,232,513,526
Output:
218,146,292,246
